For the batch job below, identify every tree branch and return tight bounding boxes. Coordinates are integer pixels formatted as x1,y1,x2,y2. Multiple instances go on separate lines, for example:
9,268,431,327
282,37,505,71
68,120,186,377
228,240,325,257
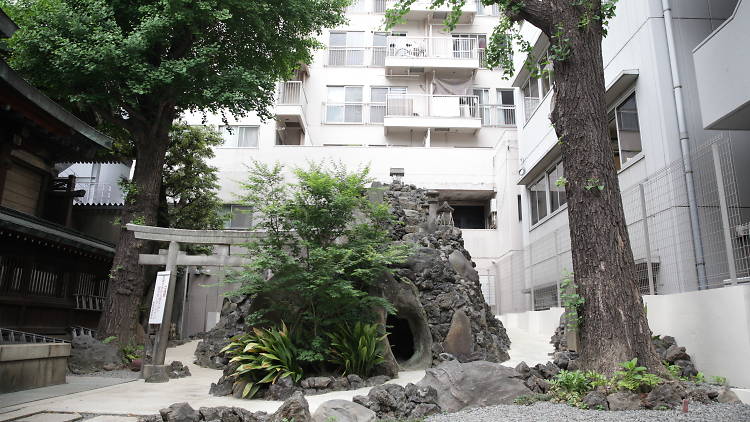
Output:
504,0,556,34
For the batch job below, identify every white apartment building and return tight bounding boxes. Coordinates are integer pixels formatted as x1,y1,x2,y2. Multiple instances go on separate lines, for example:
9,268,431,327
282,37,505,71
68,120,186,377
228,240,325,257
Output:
183,0,524,311
504,0,750,314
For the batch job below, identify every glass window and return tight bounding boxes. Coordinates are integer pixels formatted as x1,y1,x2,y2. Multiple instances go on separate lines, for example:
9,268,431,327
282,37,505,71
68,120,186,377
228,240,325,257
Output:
529,176,548,225
328,31,364,66
548,161,567,212
498,89,515,106
219,125,258,148
227,205,252,229
326,86,363,123
609,92,642,170
370,86,405,123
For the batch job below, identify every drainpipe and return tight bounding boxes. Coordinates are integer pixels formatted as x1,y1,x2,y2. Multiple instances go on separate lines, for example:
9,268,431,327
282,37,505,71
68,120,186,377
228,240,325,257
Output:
662,0,708,290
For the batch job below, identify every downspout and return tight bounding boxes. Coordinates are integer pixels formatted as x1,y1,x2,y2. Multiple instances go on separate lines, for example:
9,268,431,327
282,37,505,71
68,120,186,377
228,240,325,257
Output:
662,0,708,290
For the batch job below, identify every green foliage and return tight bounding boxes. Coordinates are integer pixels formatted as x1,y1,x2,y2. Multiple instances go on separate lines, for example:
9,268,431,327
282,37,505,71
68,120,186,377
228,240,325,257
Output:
711,376,727,386
229,162,412,364
121,343,144,363
548,369,609,408
328,322,386,378
665,362,682,379
101,336,117,344
161,124,225,249
559,272,584,331
613,358,662,392
555,176,569,187
693,372,705,384
220,323,303,399
513,393,551,406
584,178,605,191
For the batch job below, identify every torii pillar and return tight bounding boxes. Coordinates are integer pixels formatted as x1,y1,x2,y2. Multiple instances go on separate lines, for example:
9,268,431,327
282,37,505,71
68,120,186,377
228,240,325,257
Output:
126,223,254,382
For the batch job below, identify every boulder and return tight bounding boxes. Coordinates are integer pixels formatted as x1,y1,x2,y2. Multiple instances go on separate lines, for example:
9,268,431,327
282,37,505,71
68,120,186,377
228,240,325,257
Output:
582,391,609,410
717,387,742,404
607,391,642,411
442,309,473,362
267,376,300,401
312,400,376,422
664,345,690,363
353,382,440,420
159,403,200,422
168,361,192,379
644,383,683,409
416,360,531,412
270,392,311,422
68,335,122,374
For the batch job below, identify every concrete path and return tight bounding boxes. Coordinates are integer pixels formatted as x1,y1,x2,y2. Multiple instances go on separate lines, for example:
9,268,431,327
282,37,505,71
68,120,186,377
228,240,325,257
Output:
503,323,555,368
0,341,426,421
0,377,136,410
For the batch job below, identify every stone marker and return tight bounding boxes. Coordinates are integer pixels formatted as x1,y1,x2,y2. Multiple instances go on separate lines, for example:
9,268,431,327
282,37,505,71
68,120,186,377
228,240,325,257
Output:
442,309,473,361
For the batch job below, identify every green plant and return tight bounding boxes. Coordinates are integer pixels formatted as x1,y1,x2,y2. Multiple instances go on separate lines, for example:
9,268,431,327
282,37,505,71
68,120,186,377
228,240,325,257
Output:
221,322,303,399
102,336,117,344
711,376,727,386
613,358,662,392
121,344,143,363
559,272,584,331
693,372,705,383
514,393,551,406
548,370,609,408
584,177,605,191
555,176,568,187
665,362,682,379
328,322,386,378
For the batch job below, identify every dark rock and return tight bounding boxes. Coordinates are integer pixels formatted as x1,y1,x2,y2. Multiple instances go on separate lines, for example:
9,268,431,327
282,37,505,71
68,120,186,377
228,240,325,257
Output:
312,399,376,422
159,402,199,422
331,376,350,390
644,383,683,409
301,376,332,389
514,361,531,379
410,403,441,418
607,391,643,411
553,351,571,370
685,386,712,404
442,309,473,362
417,360,531,412
717,387,742,404
209,377,233,397
405,383,438,404
168,361,191,379
438,352,456,362
270,391,311,422
365,375,391,387
68,335,123,374
267,376,300,401
674,359,698,378
665,345,690,363
582,391,609,410
347,374,365,389
541,362,560,379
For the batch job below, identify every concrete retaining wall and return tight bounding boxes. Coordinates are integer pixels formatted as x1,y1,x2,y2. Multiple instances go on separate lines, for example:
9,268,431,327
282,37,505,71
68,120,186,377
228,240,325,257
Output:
0,343,70,393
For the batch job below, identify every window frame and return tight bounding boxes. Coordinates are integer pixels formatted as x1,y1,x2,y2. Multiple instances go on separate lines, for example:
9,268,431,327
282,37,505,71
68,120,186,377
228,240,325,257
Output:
370,86,407,124
607,88,644,172
327,31,366,66
528,159,568,227
521,51,554,123
325,85,365,124
217,125,259,149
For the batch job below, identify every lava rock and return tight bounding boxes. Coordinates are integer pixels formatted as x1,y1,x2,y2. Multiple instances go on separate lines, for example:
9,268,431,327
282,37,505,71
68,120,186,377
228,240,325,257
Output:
312,399,376,422
271,391,311,422
266,376,300,401
665,345,690,363
582,391,609,410
644,383,683,409
607,391,643,411
417,360,531,412
68,335,123,374
159,402,200,422
442,309,474,362
168,361,192,379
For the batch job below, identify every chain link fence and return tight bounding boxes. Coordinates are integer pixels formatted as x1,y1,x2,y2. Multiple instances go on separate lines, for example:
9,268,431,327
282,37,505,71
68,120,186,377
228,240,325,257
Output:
497,133,750,314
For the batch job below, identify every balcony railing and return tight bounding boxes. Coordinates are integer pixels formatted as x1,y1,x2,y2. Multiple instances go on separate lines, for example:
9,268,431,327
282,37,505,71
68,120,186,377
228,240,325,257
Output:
74,183,120,205
386,36,478,60
277,81,307,106
327,46,389,67
323,102,386,124
478,104,517,127
385,94,480,119
376,0,477,14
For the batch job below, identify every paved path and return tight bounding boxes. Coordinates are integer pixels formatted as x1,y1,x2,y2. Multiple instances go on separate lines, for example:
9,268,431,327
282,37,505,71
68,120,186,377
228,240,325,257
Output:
503,323,555,368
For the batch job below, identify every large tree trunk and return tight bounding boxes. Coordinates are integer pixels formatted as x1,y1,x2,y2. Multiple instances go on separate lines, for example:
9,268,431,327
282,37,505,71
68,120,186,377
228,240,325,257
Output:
549,10,664,375
98,118,174,343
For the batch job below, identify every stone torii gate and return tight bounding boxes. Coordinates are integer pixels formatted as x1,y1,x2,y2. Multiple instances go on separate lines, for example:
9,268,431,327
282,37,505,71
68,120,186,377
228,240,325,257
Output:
127,223,255,382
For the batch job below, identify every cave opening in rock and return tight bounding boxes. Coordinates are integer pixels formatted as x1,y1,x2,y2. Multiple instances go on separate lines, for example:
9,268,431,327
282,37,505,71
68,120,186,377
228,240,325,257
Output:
387,314,415,363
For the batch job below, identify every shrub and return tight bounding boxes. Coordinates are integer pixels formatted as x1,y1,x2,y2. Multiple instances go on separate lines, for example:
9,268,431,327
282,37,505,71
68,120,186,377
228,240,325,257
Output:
613,358,661,392
514,393,551,405
548,370,607,408
121,344,144,363
711,375,727,386
221,323,303,398
328,322,386,377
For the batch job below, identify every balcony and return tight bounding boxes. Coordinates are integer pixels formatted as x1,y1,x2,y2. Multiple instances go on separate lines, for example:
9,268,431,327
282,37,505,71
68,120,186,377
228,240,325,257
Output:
378,0,477,23
327,47,387,67
384,94,482,133
693,0,750,129
275,81,308,130
385,37,479,73
323,102,386,125
478,104,516,127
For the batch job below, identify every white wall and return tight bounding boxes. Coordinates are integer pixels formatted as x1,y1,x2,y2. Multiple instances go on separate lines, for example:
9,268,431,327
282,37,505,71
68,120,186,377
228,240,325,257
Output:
498,307,564,337
644,285,750,389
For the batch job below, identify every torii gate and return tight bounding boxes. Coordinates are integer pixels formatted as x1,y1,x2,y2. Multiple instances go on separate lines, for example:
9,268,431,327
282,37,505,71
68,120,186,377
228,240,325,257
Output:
127,223,255,382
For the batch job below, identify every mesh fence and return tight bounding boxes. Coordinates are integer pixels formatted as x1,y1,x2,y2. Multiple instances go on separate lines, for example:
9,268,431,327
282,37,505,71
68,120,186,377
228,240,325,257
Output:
497,133,750,314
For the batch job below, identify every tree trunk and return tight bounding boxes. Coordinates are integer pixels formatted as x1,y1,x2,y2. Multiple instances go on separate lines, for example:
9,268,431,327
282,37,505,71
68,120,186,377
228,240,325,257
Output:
549,12,664,375
97,119,173,343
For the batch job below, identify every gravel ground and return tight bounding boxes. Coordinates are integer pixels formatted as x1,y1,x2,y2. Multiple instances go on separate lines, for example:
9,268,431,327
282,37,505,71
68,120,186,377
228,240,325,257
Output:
67,369,141,379
426,402,750,422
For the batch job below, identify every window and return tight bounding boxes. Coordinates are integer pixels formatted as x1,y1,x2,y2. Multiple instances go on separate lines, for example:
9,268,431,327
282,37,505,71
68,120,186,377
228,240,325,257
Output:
370,86,406,123
529,160,567,225
328,31,365,66
477,3,500,15
529,176,548,225
326,86,363,123
226,205,252,229
493,89,516,126
521,51,553,122
218,125,258,148
608,92,642,170
452,34,485,59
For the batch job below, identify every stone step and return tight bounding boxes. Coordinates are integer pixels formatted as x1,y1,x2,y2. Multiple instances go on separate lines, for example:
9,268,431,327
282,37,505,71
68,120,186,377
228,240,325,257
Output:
14,413,81,422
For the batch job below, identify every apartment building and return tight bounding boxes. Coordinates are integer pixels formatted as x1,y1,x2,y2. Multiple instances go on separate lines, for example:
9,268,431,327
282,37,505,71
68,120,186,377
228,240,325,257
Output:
501,0,750,314
182,0,524,311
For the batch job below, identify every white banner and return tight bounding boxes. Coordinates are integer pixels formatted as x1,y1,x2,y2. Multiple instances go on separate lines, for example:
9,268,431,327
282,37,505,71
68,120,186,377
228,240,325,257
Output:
148,271,171,324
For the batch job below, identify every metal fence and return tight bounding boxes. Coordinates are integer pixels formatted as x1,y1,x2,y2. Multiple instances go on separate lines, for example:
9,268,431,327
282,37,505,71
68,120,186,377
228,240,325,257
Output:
500,133,750,313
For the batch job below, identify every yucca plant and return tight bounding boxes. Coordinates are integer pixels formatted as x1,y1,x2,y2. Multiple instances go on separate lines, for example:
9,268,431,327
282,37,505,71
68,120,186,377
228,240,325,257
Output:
328,321,386,377
220,322,303,398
